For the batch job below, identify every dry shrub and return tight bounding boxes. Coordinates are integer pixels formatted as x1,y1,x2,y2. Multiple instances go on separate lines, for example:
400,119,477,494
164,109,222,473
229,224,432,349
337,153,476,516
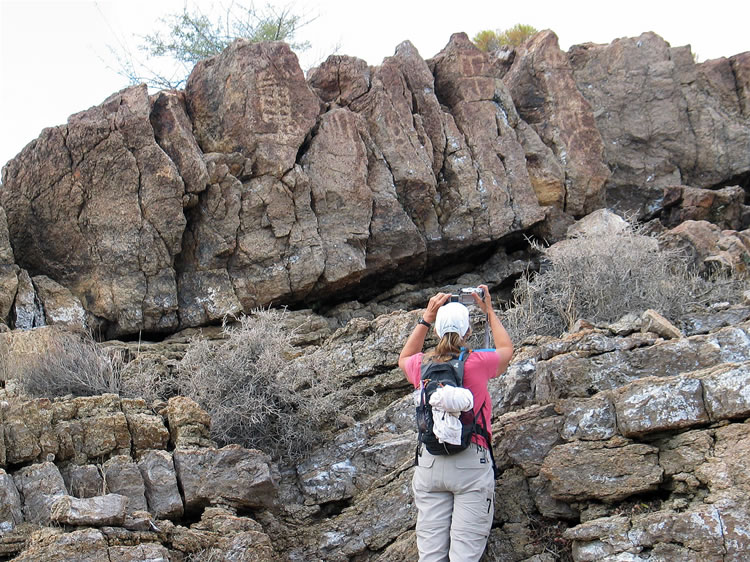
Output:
175,310,354,463
502,223,743,341
6,328,124,397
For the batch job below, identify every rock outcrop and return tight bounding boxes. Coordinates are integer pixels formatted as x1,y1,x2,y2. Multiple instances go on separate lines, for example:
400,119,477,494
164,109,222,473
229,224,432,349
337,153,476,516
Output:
2,31,749,336
1,26,749,562
569,32,750,207
503,30,610,215
0,393,278,560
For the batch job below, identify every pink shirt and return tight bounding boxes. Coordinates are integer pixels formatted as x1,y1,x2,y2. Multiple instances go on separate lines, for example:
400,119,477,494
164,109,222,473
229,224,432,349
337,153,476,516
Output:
405,350,501,449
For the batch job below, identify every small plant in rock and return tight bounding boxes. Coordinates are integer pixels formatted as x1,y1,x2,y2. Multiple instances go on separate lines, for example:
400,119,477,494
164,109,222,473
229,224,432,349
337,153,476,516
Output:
528,515,573,562
501,221,744,341
175,309,358,463
8,328,125,398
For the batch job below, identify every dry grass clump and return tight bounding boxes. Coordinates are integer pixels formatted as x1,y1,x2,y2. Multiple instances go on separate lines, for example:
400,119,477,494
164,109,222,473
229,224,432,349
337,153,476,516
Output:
502,223,743,341
174,310,356,462
5,328,124,397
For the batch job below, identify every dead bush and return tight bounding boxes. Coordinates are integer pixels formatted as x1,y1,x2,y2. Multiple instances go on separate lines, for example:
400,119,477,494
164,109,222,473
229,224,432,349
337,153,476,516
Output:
175,309,356,463
502,223,743,340
6,328,124,397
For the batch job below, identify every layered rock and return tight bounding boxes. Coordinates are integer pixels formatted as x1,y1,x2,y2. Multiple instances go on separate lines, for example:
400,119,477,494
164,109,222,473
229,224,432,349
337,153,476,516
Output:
0,394,278,559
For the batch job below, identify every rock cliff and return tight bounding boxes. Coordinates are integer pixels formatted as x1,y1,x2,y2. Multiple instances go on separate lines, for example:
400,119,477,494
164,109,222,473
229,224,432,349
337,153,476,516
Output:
3,31,745,337
0,28,749,562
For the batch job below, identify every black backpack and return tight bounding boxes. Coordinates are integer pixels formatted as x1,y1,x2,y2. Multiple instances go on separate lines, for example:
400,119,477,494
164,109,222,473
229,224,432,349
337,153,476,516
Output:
415,350,498,475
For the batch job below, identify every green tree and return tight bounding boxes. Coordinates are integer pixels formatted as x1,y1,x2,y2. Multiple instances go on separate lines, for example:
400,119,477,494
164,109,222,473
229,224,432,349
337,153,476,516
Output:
472,23,539,52
112,1,312,90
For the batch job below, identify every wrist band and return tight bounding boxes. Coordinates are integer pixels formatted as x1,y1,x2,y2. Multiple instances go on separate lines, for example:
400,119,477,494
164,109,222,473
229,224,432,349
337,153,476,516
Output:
417,319,432,329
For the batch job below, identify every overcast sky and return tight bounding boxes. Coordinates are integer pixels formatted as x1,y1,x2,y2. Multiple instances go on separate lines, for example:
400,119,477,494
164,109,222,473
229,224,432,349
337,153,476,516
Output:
1,0,748,169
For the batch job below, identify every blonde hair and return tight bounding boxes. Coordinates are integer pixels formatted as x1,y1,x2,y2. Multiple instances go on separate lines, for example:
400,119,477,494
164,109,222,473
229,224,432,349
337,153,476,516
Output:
428,332,470,363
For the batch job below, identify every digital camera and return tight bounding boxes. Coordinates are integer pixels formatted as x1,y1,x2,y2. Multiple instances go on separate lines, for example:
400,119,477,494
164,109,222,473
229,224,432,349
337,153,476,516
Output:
450,287,485,305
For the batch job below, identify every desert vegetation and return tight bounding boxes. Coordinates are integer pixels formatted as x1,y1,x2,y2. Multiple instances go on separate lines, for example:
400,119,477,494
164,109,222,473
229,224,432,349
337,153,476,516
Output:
4,310,363,463
472,23,539,52
501,221,745,341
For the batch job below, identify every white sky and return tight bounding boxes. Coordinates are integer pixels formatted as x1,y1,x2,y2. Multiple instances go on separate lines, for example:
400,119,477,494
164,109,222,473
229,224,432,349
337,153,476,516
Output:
1,0,749,169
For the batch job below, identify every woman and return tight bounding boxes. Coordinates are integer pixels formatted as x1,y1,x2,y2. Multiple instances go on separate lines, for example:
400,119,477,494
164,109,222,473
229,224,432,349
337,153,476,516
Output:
398,284,513,561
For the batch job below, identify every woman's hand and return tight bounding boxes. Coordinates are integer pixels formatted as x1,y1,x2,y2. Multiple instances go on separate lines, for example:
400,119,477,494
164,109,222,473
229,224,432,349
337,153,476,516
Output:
472,284,492,314
423,292,451,324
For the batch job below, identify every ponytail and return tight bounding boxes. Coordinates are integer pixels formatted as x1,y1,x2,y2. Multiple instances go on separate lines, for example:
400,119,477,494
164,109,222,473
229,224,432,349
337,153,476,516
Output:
429,332,469,362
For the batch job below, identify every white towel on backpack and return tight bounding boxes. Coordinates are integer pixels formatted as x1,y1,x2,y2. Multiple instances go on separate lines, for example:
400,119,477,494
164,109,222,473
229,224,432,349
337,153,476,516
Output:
429,386,474,445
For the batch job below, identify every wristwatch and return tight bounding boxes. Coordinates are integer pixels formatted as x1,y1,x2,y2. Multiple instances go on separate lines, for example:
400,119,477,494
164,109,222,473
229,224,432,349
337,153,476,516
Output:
417,319,432,329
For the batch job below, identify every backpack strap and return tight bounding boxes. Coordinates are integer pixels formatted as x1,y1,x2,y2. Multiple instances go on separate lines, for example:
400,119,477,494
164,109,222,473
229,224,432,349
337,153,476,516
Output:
472,396,500,478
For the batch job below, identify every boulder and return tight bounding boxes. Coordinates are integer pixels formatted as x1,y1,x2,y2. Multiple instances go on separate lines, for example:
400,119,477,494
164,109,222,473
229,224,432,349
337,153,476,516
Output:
534,322,750,401
185,39,319,177
0,84,185,337
658,220,750,276
540,438,663,502
658,429,713,478
612,375,709,437
102,455,148,513
700,361,750,420
137,449,183,519
149,90,209,200
12,269,44,329
504,30,609,215
31,275,86,330
60,464,104,498
308,55,370,107
493,404,564,477
10,528,109,561
428,33,544,236
660,184,747,230
566,208,629,239
641,309,683,340
62,394,132,463
560,396,618,441
121,399,170,454
49,493,128,526
2,398,55,465
107,544,171,562
173,445,277,510
0,469,23,532
163,395,213,448
12,462,67,524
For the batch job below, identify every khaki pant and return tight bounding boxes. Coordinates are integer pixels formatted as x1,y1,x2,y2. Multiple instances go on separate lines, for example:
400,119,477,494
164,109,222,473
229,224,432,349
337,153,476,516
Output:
412,445,495,561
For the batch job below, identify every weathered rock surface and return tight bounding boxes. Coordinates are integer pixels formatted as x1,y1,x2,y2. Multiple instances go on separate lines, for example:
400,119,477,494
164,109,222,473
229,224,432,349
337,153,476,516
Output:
0,469,23,532
504,30,609,215
174,445,278,510
12,269,44,330
2,30,747,337
1,29,750,562
137,449,183,519
12,462,67,524
102,455,148,513
31,275,87,330
1,84,185,337
569,33,750,205
50,493,128,526
540,438,663,502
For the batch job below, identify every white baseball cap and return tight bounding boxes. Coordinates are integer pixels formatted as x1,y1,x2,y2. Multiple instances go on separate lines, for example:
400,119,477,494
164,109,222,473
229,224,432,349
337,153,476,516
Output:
435,302,470,338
